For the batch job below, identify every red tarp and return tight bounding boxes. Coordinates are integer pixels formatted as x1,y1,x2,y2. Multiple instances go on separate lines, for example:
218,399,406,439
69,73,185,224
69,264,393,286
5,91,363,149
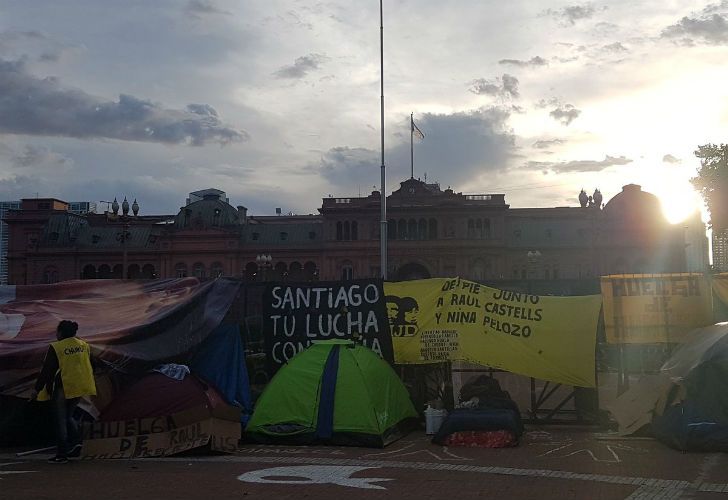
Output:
0,278,240,397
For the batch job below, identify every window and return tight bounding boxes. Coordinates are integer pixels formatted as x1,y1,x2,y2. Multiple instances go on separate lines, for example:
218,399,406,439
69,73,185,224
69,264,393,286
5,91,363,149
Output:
211,262,224,278
341,261,354,281
514,229,522,239
252,232,260,241
43,266,59,284
49,232,59,242
351,221,358,240
193,263,205,278
175,263,188,278
280,232,288,241
545,228,552,238
429,219,438,239
92,234,100,244
336,222,343,240
483,218,491,239
308,231,316,240
38,202,50,210
343,221,350,240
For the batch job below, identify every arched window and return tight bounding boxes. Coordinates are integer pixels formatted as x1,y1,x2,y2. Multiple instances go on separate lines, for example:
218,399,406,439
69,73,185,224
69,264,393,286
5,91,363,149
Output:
398,219,407,239
388,219,397,240
244,262,257,281
467,219,475,238
429,218,438,239
142,264,156,279
43,266,59,284
127,264,141,279
472,259,485,281
418,219,427,240
192,263,205,279
336,221,343,241
112,264,123,279
274,261,288,281
351,221,358,240
343,221,351,240
408,219,417,240
289,261,303,281
483,218,491,239
98,264,111,279
475,219,482,238
175,263,188,278
211,262,224,278
81,264,96,280
304,261,318,281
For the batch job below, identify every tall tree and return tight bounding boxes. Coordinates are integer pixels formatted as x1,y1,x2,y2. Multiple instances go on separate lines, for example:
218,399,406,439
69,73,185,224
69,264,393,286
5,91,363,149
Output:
692,144,728,230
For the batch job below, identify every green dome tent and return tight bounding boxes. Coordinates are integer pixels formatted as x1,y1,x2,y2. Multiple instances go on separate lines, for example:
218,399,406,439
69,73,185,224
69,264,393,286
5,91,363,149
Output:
246,340,418,447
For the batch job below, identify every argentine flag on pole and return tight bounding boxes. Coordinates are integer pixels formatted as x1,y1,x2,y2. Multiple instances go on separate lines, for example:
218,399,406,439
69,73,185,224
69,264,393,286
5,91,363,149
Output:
411,117,424,140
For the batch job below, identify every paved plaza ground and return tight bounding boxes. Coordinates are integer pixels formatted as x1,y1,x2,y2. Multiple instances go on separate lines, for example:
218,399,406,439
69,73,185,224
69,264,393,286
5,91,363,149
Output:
2,428,728,499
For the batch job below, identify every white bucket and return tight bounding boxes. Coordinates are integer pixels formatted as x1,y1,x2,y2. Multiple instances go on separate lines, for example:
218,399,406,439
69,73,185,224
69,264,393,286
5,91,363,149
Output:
424,406,447,435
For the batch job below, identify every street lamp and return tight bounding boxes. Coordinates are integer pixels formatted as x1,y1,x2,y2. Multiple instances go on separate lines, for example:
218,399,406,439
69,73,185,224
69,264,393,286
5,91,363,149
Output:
256,253,272,282
112,196,139,279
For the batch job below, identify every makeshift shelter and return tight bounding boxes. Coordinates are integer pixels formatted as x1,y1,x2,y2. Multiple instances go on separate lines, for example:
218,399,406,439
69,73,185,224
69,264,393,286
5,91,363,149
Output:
608,323,728,451
246,340,418,447
189,322,252,422
83,373,241,458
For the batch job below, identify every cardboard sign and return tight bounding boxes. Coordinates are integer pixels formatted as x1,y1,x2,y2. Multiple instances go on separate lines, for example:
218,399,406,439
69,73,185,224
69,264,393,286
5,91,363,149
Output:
82,405,240,459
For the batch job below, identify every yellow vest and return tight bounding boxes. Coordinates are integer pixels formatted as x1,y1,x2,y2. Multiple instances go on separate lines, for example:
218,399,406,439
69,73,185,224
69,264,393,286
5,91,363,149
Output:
38,337,96,401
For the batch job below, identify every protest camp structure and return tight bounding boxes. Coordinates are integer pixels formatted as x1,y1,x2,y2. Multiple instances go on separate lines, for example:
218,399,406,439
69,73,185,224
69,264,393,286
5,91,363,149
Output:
246,340,418,447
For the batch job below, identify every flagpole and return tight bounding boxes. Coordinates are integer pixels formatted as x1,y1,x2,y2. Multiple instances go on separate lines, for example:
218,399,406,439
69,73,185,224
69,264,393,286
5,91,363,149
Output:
379,0,387,280
410,112,414,179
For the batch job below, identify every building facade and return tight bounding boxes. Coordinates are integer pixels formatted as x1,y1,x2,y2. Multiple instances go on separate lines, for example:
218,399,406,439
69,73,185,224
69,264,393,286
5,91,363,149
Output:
4,180,707,285
0,201,21,284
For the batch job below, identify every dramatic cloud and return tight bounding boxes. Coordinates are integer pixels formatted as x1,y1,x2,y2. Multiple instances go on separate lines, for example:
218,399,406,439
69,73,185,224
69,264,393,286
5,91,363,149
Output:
543,4,604,26
320,108,516,188
274,54,327,79
525,155,632,173
470,74,519,99
662,154,681,164
662,3,728,45
533,139,566,149
0,59,246,145
498,56,548,68
185,0,231,18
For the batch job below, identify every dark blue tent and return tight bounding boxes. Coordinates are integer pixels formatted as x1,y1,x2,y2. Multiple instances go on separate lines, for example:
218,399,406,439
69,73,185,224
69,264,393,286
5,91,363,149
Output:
190,323,252,422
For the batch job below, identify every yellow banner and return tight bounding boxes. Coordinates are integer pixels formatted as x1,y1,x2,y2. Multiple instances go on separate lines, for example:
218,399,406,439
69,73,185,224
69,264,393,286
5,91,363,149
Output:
601,274,712,344
384,278,601,388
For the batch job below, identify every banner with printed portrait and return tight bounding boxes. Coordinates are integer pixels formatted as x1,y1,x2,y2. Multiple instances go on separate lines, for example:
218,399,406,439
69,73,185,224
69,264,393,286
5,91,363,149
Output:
263,280,391,373
384,278,602,388
601,274,713,344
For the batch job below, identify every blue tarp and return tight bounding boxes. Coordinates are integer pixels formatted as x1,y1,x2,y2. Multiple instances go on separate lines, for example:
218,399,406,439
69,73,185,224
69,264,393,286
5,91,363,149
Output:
190,323,252,423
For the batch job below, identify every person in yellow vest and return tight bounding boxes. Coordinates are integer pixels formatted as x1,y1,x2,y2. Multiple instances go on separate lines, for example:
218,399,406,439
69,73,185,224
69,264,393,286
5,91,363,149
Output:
30,320,96,464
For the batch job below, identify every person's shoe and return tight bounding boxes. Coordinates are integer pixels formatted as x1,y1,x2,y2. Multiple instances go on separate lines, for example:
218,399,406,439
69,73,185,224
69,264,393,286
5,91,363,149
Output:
68,444,82,458
47,456,69,464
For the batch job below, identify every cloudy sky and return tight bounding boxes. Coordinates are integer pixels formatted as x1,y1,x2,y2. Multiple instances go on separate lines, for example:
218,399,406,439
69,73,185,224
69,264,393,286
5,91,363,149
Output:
0,0,726,221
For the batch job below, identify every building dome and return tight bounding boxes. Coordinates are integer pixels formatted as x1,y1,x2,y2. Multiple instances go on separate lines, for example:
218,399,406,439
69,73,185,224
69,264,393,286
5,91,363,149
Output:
173,194,240,229
602,184,665,224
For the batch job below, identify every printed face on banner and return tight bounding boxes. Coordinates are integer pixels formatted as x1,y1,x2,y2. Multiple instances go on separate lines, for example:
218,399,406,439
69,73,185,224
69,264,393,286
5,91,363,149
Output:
385,295,419,337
